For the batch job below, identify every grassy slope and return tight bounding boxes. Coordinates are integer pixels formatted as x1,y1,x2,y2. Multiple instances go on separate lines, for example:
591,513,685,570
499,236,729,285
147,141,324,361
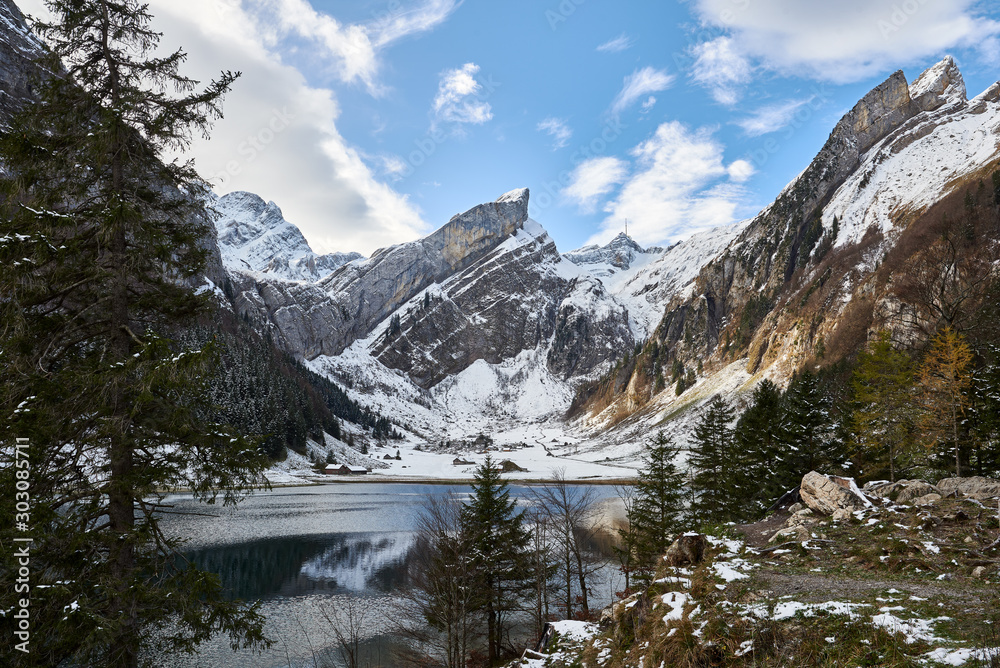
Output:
512,495,1000,668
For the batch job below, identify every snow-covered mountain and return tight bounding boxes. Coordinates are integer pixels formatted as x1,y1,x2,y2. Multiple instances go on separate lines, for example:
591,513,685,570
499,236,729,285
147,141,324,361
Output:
207,54,1000,457
210,191,363,283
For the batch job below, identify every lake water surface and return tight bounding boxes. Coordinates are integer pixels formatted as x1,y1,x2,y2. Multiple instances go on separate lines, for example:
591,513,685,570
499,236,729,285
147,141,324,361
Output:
158,482,622,668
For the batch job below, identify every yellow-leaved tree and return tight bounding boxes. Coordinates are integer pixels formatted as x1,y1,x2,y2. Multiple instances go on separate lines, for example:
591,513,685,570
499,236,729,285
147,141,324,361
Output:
918,327,974,476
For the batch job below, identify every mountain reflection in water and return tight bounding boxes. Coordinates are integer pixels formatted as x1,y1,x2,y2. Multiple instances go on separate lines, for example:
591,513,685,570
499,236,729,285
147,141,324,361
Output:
185,531,416,600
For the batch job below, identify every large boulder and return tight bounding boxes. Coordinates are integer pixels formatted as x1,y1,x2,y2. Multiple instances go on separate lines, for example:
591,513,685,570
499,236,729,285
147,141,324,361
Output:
863,479,940,504
936,477,1000,501
799,471,872,516
663,533,707,568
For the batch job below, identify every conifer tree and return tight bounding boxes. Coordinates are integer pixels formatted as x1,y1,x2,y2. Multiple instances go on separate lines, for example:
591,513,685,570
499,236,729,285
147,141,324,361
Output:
733,379,789,517
850,332,918,481
0,2,269,666
782,370,842,475
629,432,686,582
461,455,534,664
689,395,737,523
969,349,1000,477
918,327,974,476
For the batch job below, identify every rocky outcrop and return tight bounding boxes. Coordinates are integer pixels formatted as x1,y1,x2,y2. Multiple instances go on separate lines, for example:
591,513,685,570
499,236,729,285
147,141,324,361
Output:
799,471,872,515
908,55,966,112
863,479,940,504
935,477,1000,501
663,533,707,567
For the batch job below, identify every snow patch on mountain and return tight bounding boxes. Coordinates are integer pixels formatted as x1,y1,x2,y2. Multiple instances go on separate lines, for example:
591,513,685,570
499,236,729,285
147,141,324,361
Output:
210,191,362,282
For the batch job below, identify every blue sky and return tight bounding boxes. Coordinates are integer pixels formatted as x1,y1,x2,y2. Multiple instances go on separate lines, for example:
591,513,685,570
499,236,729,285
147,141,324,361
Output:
17,0,1000,255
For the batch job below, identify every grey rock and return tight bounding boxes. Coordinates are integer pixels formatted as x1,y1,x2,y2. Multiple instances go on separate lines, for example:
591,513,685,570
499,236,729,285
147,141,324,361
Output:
800,471,870,515
0,1,43,125
370,225,633,387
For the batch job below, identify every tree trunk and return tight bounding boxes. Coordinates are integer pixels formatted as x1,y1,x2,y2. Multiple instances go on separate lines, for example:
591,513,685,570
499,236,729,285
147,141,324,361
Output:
101,3,139,665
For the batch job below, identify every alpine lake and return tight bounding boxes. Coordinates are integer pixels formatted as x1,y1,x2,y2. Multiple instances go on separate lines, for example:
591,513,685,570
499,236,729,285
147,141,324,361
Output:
156,481,625,668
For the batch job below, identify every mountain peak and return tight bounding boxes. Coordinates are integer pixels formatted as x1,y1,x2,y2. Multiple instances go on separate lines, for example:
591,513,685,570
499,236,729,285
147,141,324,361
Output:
497,187,529,205
909,55,966,111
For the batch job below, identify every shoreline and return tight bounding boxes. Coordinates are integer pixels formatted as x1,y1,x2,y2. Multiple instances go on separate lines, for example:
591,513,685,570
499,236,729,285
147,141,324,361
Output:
159,474,638,494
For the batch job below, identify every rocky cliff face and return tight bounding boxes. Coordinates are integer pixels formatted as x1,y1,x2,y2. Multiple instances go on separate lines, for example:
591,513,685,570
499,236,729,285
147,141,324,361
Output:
228,189,546,361
0,1,42,124
646,57,978,368
368,221,633,387
223,189,638,392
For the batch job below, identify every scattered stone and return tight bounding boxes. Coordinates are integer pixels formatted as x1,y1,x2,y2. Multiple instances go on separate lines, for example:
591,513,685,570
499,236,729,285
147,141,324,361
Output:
663,533,707,567
769,525,810,543
972,566,988,579
832,509,852,522
800,471,871,515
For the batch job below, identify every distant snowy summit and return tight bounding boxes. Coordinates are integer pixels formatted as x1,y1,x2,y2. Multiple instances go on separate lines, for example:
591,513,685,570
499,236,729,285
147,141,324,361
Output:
563,232,654,272
209,191,363,283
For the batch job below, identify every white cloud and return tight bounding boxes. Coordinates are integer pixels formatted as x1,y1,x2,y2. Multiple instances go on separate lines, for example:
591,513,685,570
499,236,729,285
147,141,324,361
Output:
735,98,813,136
590,122,748,246
641,96,657,113
139,0,428,255
727,159,755,182
248,0,461,95
563,157,629,213
609,66,675,119
690,37,752,105
537,117,573,150
597,33,634,53
432,63,493,130
693,0,1000,82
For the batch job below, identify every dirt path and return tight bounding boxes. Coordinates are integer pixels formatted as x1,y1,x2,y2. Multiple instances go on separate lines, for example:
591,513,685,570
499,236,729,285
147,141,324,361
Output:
752,568,988,604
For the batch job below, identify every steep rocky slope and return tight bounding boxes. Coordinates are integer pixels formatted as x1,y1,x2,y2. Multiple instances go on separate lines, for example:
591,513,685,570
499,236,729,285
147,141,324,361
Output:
576,56,1000,438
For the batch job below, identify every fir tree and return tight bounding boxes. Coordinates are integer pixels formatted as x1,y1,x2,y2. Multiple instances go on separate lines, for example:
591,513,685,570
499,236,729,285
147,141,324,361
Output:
0,2,268,666
733,379,790,517
782,370,842,476
461,455,534,664
629,432,686,583
689,395,737,524
850,331,917,481
969,348,1000,477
